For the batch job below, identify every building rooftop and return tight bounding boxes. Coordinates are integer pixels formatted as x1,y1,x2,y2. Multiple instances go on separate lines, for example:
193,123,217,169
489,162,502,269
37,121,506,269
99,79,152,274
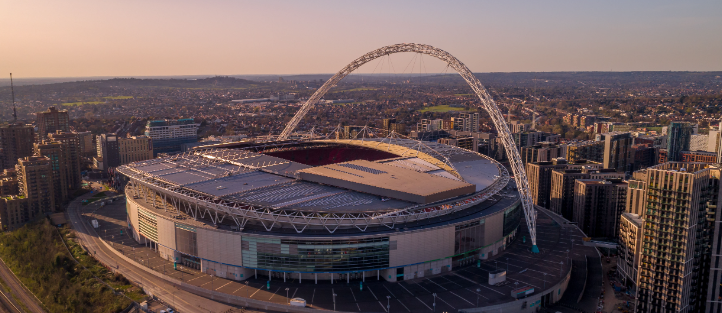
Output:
298,160,475,204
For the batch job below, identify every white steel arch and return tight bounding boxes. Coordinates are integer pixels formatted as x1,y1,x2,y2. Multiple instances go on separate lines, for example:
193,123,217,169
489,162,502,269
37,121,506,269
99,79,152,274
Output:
279,43,539,252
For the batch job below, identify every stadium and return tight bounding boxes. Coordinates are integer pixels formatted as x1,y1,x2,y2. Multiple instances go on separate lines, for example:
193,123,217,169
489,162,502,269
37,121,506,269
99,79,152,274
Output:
115,137,525,283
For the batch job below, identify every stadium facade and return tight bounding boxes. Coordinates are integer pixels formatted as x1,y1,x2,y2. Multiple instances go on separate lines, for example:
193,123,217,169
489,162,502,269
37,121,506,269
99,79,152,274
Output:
116,138,523,282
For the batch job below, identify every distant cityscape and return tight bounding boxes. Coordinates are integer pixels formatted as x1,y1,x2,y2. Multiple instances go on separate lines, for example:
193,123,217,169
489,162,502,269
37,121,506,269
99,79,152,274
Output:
0,71,722,312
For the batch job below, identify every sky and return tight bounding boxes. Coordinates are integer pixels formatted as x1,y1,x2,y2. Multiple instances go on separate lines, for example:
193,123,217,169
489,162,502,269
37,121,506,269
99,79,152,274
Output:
1,0,721,78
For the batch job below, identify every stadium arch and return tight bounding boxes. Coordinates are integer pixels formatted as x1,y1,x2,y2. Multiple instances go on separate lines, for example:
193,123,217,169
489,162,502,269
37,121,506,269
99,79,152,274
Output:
278,43,540,252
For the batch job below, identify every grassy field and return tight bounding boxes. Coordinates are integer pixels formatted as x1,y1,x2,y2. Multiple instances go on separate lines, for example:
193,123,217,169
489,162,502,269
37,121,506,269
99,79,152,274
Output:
418,105,475,113
330,87,377,93
61,101,105,107
102,96,134,100
0,219,145,313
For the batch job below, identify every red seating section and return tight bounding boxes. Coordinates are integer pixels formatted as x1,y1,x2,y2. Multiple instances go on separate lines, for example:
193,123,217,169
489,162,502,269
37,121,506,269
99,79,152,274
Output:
266,146,398,166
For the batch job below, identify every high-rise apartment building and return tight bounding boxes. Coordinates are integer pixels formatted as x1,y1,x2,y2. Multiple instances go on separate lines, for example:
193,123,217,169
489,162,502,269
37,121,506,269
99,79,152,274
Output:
565,140,605,163
76,131,95,157
620,163,720,312
145,118,199,155
417,119,443,131
451,113,479,132
96,134,120,170
48,131,82,190
34,141,68,207
630,143,657,172
0,124,35,170
118,135,153,165
666,122,693,162
512,131,543,150
526,158,602,209
550,167,623,220
572,179,627,238
618,212,644,295
438,137,475,151
690,134,709,152
0,169,18,196
597,132,633,172
0,156,56,230
520,142,566,164
36,107,70,140
509,120,530,133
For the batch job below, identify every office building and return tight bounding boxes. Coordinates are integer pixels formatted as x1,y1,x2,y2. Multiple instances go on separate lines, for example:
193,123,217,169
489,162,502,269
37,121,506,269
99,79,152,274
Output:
96,134,120,170
145,118,200,155
118,135,154,165
565,141,604,163
550,167,623,220
0,156,56,231
520,142,566,164
597,132,633,172
48,131,82,190
621,163,720,312
572,179,627,238
0,124,35,170
666,122,693,162
34,141,68,207
36,107,70,139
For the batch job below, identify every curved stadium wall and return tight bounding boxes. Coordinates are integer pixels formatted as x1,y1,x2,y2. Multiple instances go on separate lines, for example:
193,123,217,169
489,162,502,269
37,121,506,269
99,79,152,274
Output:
124,187,521,282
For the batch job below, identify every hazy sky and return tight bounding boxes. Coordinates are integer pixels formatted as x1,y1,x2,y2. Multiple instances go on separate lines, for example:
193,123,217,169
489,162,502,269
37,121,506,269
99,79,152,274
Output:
1,1,721,77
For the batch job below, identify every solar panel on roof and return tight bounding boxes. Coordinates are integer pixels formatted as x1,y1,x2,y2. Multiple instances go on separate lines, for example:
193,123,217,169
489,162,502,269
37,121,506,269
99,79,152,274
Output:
337,163,387,174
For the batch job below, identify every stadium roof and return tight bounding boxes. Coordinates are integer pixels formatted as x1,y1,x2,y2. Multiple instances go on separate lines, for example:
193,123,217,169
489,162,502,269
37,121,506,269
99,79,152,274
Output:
298,160,475,204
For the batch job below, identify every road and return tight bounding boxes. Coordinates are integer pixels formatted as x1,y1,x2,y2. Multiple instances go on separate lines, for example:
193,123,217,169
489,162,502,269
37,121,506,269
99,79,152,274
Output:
67,185,235,313
0,255,46,313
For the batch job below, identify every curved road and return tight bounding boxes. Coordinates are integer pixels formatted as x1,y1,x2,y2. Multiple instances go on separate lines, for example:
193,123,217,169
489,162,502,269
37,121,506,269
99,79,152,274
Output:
66,188,235,313
0,255,46,312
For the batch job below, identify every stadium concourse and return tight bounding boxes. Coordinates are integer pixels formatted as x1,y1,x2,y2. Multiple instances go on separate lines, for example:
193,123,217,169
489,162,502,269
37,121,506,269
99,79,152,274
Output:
98,138,602,311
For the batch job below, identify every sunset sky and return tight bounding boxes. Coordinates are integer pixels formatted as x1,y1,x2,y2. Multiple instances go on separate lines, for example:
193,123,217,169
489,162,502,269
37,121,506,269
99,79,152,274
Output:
1,0,720,77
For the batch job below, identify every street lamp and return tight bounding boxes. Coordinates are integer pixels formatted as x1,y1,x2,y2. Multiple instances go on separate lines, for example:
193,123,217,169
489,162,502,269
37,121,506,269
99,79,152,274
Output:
286,287,290,304
432,293,437,312
476,288,481,306
559,261,563,277
333,293,337,311
245,281,249,298
386,295,391,312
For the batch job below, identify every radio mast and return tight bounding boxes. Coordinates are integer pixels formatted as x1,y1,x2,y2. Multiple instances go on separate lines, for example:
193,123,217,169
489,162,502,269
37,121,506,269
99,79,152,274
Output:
10,73,17,123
